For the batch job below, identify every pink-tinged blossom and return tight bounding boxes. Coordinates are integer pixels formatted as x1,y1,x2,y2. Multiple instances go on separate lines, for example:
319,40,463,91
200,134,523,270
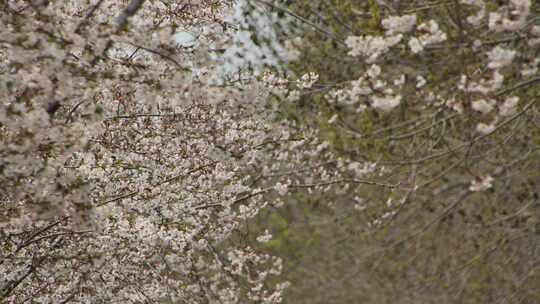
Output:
275,182,289,196
486,46,516,69
489,0,530,32
529,26,540,46
408,37,424,53
499,96,519,116
521,58,540,77
381,14,417,35
465,71,504,94
476,122,496,134
367,64,382,78
297,72,319,89
460,0,486,26
257,229,273,243
446,98,464,114
345,34,403,62
394,74,406,86
472,99,495,114
371,95,402,111
470,175,494,192
408,20,447,53
416,75,427,88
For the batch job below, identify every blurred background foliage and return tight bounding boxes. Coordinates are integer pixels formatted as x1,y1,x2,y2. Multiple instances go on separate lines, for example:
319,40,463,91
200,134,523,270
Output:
240,0,540,303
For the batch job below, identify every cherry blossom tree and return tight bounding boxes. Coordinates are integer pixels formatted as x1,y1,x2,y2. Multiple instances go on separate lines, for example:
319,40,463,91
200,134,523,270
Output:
0,1,293,303
3,0,540,303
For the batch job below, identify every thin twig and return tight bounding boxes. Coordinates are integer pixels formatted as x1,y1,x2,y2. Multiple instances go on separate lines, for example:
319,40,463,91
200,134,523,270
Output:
153,161,218,187
96,191,138,207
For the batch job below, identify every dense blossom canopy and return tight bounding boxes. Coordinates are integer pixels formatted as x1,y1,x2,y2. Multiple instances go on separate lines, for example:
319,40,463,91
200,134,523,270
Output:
0,0,295,302
2,0,540,303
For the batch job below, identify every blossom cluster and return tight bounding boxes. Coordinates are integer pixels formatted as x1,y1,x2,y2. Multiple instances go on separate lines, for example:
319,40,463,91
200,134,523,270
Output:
0,1,293,303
